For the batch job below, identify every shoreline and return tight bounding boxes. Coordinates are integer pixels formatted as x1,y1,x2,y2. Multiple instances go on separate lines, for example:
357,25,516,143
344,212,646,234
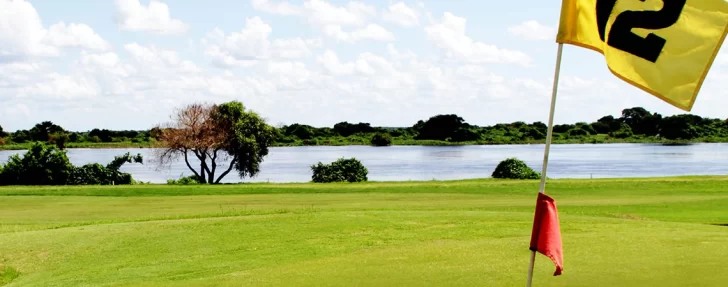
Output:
1,175,726,190
0,138,721,151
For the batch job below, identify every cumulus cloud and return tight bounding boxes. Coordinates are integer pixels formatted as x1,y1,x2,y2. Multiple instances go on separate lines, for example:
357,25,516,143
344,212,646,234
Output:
382,2,419,27
425,12,531,66
323,24,395,43
251,0,302,15
43,22,112,51
114,0,189,35
202,17,322,67
0,0,58,59
508,20,556,41
252,0,394,43
0,0,110,62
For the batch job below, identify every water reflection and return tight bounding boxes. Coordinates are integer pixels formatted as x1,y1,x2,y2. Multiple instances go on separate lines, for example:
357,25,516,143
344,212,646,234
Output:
1,143,727,183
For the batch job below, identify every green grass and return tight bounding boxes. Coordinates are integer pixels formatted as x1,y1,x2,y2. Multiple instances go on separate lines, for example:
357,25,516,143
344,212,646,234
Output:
1,177,728,286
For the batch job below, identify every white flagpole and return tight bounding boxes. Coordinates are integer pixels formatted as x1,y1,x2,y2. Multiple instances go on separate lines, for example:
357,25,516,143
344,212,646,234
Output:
526,43,564,287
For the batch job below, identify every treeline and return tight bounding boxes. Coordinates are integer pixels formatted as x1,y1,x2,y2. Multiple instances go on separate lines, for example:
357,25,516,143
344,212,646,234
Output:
2,107,728,149
273,107,728,145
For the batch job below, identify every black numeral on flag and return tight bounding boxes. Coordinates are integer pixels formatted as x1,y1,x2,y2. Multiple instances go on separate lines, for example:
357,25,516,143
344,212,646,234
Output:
596,0,687,63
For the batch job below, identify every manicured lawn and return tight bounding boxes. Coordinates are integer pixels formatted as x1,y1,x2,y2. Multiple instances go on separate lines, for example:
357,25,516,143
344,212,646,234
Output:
1,176,727,286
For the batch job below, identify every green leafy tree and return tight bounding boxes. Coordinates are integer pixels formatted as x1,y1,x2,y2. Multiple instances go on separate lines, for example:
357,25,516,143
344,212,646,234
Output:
370,133,392,146
0,142,74,185
610,123,634,139
491,158,540,180
311,158,368,183
659,114,702,140
0,125,7,137
415,114,475,141
156,101,275,184
334,122,375,137
29,121,65,142
49,132,70,149
620,107,662,136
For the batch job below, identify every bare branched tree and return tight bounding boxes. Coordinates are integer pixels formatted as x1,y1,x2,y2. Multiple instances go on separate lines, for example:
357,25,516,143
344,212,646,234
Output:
154,101,274,184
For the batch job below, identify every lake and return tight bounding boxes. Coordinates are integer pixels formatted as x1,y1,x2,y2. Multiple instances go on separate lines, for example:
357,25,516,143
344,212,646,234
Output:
1,143,728,183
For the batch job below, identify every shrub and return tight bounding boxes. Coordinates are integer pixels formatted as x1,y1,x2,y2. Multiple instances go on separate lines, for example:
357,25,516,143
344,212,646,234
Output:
0,142,75,185
167,175,202,185
0,143,142,186
370,133,392,146
311,157,368,183
491,158,541,180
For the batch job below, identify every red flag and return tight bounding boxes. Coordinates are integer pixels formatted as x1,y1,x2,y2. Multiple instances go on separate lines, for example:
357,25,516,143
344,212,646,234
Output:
529,192,564,276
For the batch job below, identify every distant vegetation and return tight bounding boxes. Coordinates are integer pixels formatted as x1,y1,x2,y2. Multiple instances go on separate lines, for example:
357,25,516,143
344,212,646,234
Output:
2,107,728,152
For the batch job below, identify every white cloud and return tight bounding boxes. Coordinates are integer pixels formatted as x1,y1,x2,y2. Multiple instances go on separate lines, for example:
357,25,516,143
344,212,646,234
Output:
425,12,531,66
304,0,376,27
251,0,302,15
323,24,395,43
80,51,136,77
508,20,556,41
382,2,419,27
114,0,189,35
124,43,200,73
252,0,388,42
0,0,58,59
1,103,31,118
202,17,321,67
23,73,99,100
43,22,112,51
317,50,355,76
0,0,111,62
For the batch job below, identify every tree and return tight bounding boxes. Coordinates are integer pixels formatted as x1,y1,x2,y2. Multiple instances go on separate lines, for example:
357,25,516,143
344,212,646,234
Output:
155,101,275,184
370,133,392,146
334,122,375,137
29,121,65,142
0,125,7,137
415,114,472,141
0,142,74,185
620,107,661,136
659,114,702,140
49,132,70,149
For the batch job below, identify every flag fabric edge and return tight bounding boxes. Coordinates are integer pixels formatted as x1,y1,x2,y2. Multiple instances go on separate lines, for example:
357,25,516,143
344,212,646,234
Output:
529,192,564,276
555,9,728,112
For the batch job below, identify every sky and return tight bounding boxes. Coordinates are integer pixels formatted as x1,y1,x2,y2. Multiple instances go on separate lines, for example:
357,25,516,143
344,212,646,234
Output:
1,0,727,132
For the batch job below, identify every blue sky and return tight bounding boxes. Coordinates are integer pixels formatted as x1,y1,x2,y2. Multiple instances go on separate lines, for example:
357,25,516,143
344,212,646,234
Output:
1,0,727,131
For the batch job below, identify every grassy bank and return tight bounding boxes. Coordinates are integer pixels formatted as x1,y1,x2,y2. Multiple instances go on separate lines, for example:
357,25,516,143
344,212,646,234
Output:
1,176,727,286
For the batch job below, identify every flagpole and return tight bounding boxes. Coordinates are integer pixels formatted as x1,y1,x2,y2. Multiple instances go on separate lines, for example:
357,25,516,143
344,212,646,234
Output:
526,43,564,287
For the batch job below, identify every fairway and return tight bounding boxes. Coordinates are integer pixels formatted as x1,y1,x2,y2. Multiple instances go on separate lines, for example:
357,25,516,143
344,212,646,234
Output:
1,177,728,286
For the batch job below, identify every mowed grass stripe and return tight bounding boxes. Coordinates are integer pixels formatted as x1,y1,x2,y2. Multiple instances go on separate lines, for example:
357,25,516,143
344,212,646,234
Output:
1,177,727,286
1,210,727,286
2,193,728,233
2,175,728,197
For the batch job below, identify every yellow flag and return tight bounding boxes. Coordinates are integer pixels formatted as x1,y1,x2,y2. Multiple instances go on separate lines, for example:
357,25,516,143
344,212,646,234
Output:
557,0,728,111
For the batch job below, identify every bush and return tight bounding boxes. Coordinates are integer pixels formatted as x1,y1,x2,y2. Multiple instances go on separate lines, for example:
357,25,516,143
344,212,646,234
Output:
370,133,392,146
311,157,368,183
167,175,202,185
0,143,142,186
491,158,541,180
0,142,75,185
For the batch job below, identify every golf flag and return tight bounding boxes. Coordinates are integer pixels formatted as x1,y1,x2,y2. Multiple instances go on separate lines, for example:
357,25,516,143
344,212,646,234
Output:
529,193,564,276
556,0,728,111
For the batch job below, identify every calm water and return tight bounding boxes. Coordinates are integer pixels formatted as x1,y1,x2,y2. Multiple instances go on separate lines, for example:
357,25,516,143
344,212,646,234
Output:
1,143,728,183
